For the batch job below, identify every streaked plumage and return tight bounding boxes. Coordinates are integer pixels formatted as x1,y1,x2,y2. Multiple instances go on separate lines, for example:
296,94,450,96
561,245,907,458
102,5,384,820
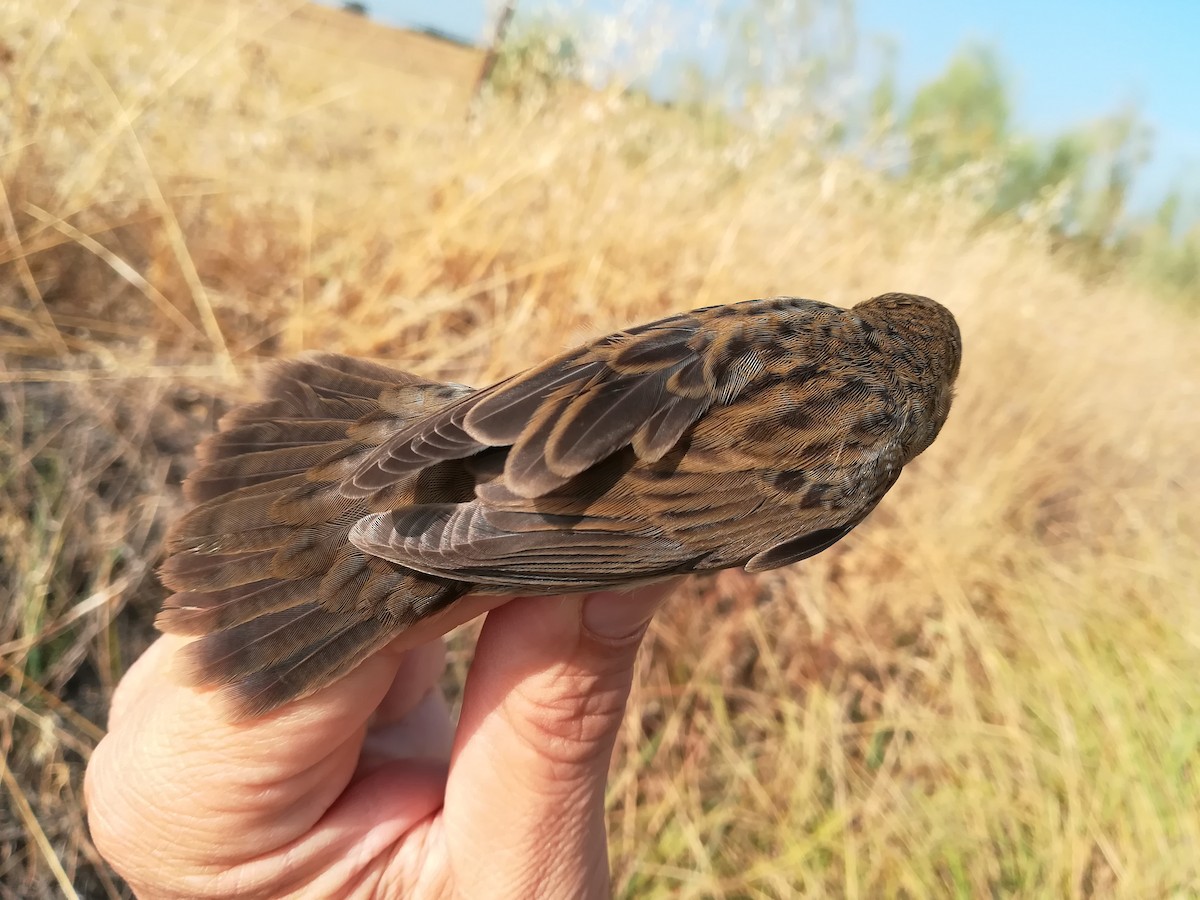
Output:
159,292,962,717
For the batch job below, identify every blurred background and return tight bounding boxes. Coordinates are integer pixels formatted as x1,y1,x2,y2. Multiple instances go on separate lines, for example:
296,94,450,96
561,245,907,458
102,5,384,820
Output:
1,0,1197,895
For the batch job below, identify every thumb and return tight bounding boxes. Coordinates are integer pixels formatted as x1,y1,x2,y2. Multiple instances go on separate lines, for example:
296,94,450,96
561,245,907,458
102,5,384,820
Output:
444,582,675,900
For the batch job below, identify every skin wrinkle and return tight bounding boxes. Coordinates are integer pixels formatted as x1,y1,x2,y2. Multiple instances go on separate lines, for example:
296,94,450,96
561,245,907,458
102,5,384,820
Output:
94,759,309,897
381,816,451,899
435,589,662,899
348,792,446,897
519,822,610,900
500,662,635,773
185,728,361,831
103,821,283,900
87,635,433,893
455,769,600,900
487,594,654,773
252,766,447,898
322,818,407,898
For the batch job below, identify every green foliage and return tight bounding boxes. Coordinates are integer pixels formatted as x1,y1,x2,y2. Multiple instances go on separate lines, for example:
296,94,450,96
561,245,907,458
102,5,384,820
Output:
658,0,1195,302
990,134,1085,219
682,0,860,145
1129,193,1200,304
341,1,368,16
893,40,1195,301
906,44,1010,179
487,17,581,99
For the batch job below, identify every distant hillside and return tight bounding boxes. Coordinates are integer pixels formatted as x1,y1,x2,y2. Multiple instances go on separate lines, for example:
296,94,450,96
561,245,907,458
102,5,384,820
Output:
282,1,484,81
145,0,486,112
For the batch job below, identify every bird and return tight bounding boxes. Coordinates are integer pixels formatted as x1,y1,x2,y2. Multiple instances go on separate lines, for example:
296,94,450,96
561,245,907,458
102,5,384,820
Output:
158,292,962,718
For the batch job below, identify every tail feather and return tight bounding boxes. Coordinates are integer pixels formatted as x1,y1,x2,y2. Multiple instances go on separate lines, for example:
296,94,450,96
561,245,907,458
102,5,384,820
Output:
160,549,281,592
187,444,347,499
184,613,424,720
168,492,294,552
218,395,378,431
271,527,348,580
157,353,475,718
197,420,353,463
180,603,353,686
157,578,322,635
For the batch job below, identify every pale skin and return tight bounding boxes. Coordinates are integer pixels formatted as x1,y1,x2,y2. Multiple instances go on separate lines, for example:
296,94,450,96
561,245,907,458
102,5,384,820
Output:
85,582,675,899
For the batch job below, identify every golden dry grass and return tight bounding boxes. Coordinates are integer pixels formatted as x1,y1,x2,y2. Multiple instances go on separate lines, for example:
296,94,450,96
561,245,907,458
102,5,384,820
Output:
2,0,1199,896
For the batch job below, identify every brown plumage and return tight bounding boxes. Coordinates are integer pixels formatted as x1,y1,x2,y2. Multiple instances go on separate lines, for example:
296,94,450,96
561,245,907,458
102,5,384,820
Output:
159,292,962,717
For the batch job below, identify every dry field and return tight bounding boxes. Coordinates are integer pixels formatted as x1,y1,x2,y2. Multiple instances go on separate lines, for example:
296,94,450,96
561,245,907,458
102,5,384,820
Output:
2,0,1199,896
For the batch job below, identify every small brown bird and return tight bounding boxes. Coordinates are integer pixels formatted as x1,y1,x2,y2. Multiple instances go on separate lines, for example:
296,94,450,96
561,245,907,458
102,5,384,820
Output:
159,293,961,717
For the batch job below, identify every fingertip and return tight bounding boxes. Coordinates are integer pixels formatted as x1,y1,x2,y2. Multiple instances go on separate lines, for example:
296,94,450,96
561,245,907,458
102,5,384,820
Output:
580,579,678,642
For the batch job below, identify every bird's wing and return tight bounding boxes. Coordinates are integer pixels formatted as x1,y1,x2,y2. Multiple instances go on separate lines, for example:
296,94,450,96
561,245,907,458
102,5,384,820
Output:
349,502,696,590
343,310,720,499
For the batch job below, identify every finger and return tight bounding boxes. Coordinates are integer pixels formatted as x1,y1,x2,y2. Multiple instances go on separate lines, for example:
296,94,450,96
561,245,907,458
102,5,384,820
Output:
370,638,448,727
444,581,676,900
87,635,396,879
358,689,455,778
86,591,510,883
356,639,455,776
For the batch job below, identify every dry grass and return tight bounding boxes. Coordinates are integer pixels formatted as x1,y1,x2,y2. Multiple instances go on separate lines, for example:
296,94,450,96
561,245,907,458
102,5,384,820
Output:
3,0,1199,896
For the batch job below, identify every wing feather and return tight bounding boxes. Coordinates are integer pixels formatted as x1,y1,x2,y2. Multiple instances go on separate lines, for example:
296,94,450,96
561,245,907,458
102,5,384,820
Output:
344,315,715,500
744,522,859,572
349,503,692,589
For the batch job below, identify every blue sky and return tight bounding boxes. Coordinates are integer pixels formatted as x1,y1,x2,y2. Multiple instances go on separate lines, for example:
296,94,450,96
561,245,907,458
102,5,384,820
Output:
351,1,1196,215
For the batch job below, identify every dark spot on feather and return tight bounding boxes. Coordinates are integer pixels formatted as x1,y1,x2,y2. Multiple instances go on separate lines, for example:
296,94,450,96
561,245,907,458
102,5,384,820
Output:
794,362,821,381
538,446,639,506
857,409,895,435
708,303,741,319
743,418,776,443
777,318,801,338
802,481,836,505
612,331,689,369
768,470,807,492
463,447,506,482
714,333,750,372
778,405,813,430
412,460,476,504
643,438,689,479
819,377,870,407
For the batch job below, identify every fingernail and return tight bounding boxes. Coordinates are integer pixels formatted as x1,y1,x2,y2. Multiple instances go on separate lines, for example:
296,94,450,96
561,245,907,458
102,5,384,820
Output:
581,589,661,641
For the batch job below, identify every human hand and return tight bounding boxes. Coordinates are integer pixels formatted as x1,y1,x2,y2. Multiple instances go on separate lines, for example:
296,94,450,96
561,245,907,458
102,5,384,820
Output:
86,582,672,899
